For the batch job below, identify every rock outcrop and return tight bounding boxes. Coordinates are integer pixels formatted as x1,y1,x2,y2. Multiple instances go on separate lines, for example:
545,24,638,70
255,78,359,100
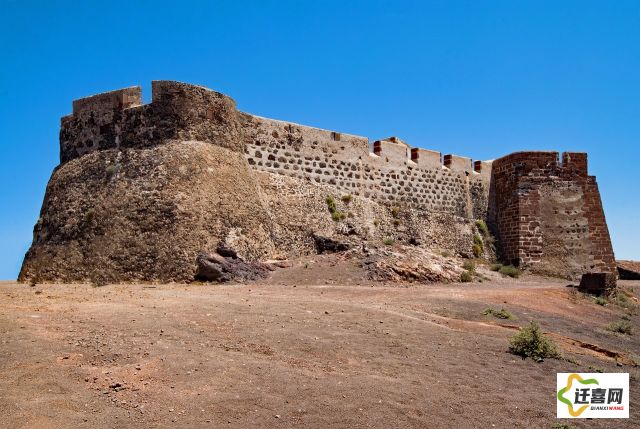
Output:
617,260,640,280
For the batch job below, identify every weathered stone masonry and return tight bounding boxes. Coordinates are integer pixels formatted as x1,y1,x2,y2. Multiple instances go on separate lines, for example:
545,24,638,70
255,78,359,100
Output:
60,82,490,222
22,80,615,281
491,151,616,277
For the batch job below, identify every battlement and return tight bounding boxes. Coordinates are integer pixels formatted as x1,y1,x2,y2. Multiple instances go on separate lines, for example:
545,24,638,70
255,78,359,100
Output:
492,151,588,176
71,86,142,115
60,81,492,179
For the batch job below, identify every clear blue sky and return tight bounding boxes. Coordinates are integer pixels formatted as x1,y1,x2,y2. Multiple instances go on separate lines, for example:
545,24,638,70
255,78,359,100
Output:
1,1,638,279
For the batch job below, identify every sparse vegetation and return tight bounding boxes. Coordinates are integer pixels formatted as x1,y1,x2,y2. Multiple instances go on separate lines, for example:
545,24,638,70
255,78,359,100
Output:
475,219,489,237
84,208,96,223
460,271,473,282
383,238,394,246
105,163,120,178
499,264,520,278
606,319,633,335
325,196,337,213
490,263,502,272
393,219,401,226
552,424,576,429
326,196,346,221
331,211,346,222
508,321,560,361
440,250,453,258
472,243,482,258
594,296,607,306
611,290,637,314
462,260,476,273
373,219,380,227
482,307,516,320
563,356,580,365
341,194,353,204
472,233,483,257
391,207,399,218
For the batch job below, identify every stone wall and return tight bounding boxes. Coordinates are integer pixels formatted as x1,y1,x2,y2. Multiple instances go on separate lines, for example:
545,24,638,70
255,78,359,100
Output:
61,80,492,222
60,81,244,163
240,115,490,219
20,80,615,282
491,151,615,278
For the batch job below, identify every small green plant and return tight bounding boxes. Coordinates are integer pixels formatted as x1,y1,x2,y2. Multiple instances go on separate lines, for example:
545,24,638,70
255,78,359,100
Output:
606,320,633,335
325,196,337,213
482,308,516,320
475,219,489,237
490,263,502,272
341,194,353,204
552,424,576,429
391,207,399,218
326,196,346,221
594,296,607,306
383,237,394,246
373,219,380,227
611,291,638,314
393,219,401,226
331,211,346,222
105,163,120,178
440,250,453,258
460,271,473,282
564,356,580,365
472,234,483,257
499,264,520,278
462,260,476,273
84,208,96,223
472,243,483,258
509,321,560,361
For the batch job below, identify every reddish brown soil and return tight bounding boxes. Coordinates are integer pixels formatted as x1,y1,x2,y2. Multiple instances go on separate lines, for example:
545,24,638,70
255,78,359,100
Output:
1,267,638,428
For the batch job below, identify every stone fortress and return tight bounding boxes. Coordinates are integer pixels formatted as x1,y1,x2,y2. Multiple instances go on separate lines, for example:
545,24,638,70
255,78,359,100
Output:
19,81,616,283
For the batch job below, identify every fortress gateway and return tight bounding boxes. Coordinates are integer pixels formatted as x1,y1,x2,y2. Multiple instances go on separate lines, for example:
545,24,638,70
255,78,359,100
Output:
19,81,615,283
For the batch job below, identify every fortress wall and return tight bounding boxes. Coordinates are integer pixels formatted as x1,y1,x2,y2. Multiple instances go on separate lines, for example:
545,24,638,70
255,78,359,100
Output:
60,81,244,163
72,86,142,115
59,81,493,222
24,81,616,281
241,113,491,219
491,151,615,278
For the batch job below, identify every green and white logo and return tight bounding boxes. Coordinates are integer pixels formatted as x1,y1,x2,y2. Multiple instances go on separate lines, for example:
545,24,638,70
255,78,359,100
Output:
557,373,629,418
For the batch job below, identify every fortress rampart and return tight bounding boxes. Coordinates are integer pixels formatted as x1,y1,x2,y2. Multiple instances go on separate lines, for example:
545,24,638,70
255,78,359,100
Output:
61,81,492,220
21,81,616,282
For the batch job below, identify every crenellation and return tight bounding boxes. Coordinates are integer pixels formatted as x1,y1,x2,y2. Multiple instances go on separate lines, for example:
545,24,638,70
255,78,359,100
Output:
444,154,473,173
72,86,142,115
411,148,441,169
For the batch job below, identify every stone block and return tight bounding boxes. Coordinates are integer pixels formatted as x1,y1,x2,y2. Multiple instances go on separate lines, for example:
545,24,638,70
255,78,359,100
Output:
578,272,617,295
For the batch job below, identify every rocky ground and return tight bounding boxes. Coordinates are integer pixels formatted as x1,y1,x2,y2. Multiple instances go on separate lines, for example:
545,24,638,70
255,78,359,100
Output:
0,257,638,428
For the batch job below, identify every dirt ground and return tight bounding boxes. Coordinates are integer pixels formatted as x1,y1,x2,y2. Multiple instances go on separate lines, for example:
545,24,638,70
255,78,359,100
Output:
1,259,638,428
